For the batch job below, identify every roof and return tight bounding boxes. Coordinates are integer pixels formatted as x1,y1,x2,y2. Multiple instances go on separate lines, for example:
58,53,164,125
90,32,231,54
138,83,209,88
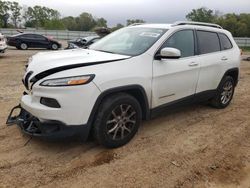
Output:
129,21,223,30
130,24,173,29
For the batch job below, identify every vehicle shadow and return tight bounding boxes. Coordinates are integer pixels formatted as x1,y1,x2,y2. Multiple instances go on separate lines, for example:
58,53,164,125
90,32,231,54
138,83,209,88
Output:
17,130,107,153
8,48,52,51
0,55,8,59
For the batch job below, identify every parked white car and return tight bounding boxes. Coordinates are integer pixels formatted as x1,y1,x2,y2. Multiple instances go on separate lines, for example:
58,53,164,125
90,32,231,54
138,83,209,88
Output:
7,22,241,148
0,33,7,53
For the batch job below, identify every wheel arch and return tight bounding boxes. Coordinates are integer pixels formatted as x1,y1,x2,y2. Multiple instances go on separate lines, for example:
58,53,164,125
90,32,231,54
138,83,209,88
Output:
87,85,150,127
221,68,239,87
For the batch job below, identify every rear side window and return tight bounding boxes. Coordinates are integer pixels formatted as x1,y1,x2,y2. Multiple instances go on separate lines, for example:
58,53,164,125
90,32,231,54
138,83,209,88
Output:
21,34,36,39
219,33,233,50
161,30,195,58
34,35,46,40
197,31,220,54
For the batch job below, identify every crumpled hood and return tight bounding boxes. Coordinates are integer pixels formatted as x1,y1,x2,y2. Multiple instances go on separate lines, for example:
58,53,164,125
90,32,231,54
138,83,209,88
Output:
26,48,130,77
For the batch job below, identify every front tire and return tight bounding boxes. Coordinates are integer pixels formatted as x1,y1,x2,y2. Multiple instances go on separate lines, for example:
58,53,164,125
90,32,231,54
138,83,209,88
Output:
19,43,28,50
93,93,142,148
210,76,235,109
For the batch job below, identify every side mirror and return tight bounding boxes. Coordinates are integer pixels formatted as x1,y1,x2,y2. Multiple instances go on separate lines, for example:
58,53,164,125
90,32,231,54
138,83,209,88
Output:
155,47,181,60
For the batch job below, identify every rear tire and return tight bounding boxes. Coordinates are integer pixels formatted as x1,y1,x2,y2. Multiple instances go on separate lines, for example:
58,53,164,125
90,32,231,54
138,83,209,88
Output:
210,76,235,109
93,93,142,148
51,43,59,50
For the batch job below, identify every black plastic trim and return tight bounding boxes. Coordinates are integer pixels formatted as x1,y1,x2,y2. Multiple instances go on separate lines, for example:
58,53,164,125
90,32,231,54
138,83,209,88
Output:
151,90,217,118
86,85,150,129
24,71,33,90
193,29,199,55
155,54,181,60
40,97,61,108
220,67,239,87
151,94,194,118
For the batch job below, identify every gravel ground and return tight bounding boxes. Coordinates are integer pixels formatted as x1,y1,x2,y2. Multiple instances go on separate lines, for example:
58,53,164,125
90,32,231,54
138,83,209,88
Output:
0,48,250,188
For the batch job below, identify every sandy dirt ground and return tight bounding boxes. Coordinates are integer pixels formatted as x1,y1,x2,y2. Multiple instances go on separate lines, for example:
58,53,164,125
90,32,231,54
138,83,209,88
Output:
0,48,250,188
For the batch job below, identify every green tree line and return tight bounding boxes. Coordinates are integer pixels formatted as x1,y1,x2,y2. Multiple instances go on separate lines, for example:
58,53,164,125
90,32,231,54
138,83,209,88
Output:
0,0,145,31
186,7,250,37
1,1,250,37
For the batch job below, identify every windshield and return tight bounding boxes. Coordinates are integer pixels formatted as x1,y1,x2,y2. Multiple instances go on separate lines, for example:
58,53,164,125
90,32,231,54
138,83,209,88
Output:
89,27,167,56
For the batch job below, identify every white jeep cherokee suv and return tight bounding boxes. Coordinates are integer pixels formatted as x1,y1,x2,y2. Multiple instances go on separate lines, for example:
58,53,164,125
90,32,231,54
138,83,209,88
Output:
7,22,240,148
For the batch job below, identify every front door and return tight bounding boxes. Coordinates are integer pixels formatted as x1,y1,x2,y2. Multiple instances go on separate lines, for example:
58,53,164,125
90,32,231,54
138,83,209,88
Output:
152,29,200,108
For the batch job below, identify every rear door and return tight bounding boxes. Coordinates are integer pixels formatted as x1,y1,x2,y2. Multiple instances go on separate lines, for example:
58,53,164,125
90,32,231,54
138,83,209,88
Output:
152,29,200,108
34,35,50,48
195,30,225,93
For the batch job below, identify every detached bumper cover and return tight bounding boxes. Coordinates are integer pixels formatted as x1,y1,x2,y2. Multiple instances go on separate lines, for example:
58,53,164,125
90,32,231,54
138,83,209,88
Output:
6,105,90,141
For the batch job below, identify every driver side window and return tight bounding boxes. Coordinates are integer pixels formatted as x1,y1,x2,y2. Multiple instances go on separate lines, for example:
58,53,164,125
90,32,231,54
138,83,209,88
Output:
161,30,195,58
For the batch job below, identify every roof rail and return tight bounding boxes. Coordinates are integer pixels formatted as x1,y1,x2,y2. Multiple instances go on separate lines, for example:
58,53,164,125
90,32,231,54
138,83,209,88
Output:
173,21,222,29
129,23,145,26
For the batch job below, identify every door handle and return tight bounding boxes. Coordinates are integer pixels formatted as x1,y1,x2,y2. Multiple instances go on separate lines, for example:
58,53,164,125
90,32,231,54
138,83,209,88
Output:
221,56,228,61
188,62,198,67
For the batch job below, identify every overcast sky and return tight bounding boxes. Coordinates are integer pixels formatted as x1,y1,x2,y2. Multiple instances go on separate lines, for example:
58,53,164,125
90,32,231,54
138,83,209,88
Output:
8,0,250,26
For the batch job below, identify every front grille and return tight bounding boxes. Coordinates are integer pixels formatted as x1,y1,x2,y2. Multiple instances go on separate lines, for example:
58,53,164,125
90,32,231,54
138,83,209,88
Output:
23,71,33,90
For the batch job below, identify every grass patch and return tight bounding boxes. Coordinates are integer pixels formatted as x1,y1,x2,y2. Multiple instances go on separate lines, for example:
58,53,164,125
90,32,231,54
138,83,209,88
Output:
240,47,250,52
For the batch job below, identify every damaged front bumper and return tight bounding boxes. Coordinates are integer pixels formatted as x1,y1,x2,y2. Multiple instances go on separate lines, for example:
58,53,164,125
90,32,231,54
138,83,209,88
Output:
0,46,7,53
6,105,90,141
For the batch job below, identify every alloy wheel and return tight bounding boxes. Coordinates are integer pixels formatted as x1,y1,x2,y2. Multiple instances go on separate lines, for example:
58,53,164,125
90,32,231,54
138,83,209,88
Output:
106,104,136,141
20,43,27,50
221,80,233,105
52,44,58,50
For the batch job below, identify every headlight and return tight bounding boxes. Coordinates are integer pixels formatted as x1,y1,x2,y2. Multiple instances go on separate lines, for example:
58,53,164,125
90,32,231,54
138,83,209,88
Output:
40,75,95,87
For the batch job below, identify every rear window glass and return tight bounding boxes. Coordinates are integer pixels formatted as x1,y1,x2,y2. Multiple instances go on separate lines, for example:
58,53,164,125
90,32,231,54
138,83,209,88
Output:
219,33,233,50
197,31,220,54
